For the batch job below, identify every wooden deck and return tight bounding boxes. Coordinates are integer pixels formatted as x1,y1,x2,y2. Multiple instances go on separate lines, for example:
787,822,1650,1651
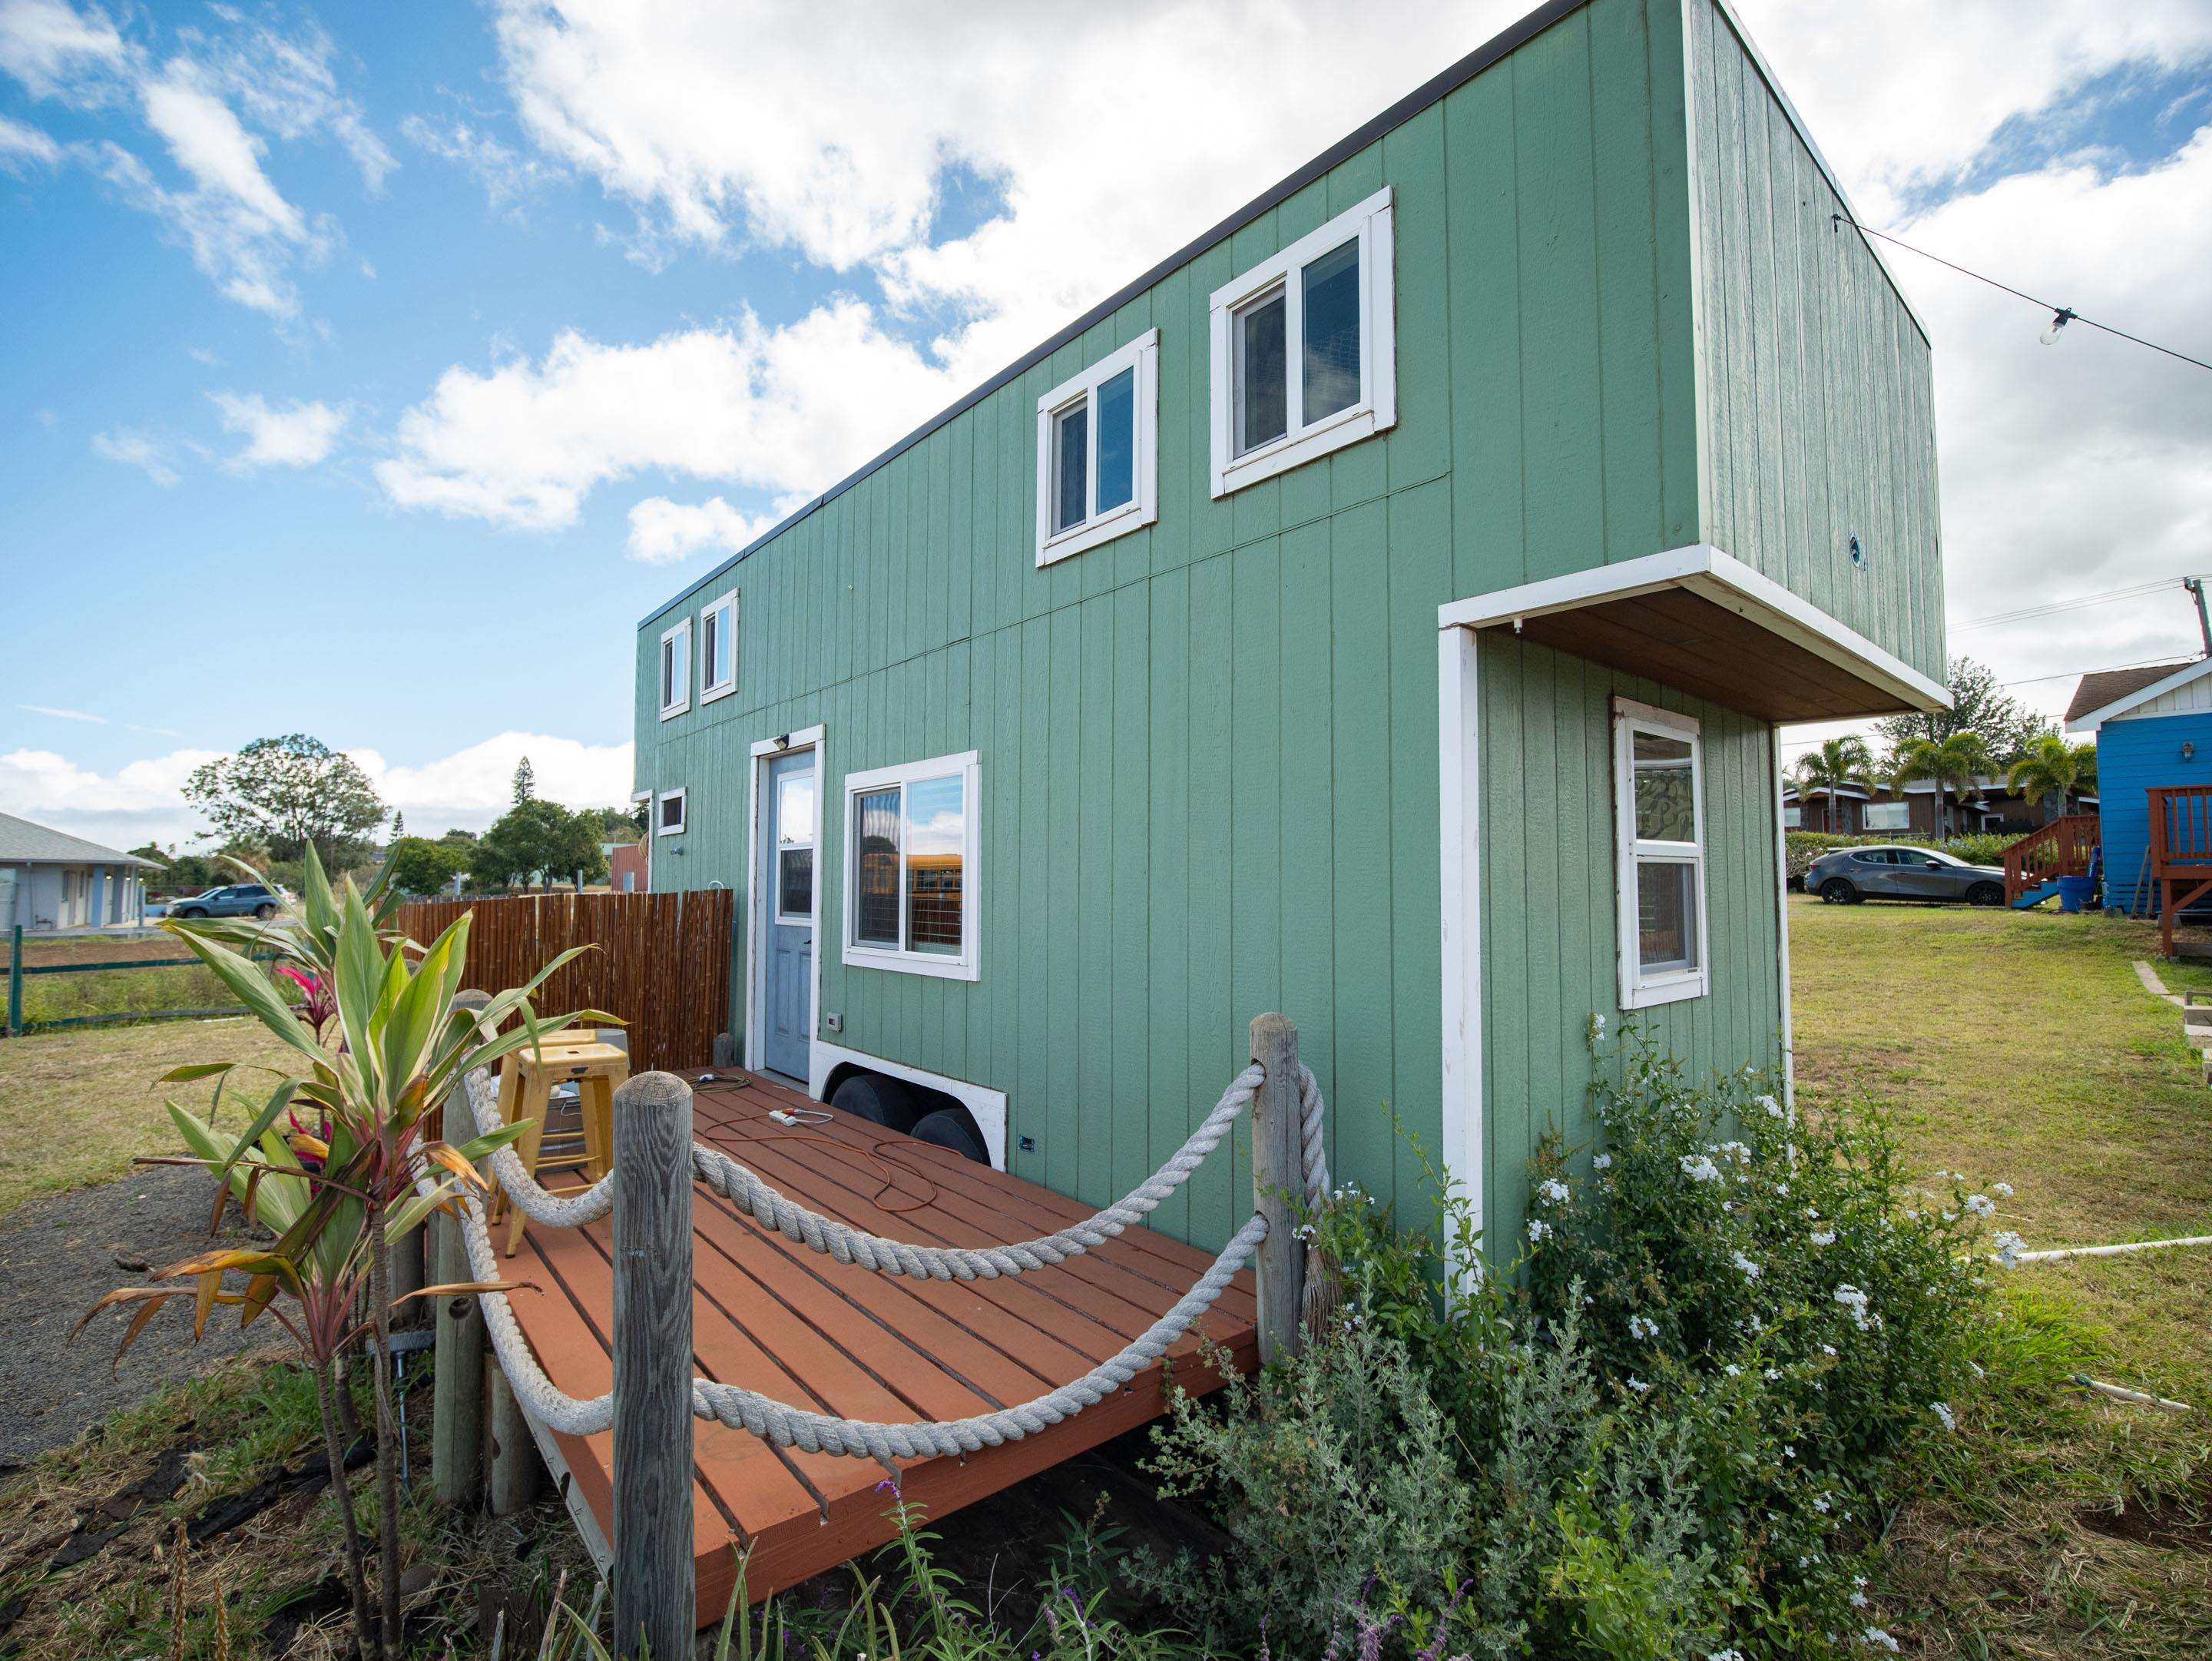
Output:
502,1067,1257,1622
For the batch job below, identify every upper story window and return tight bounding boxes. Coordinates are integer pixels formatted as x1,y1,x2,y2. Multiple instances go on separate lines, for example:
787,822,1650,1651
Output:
1035,330,1159,566
699,588,738,702
657,787,687,837
843,750,981,982
1612,698,1708,1010
1209,186,1396,498
658,617,691,720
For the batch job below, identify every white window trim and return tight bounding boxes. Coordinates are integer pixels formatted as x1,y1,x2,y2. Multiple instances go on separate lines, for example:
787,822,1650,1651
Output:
1612,698,1710,1010
656,787,687,837
628,789,653,889
743,726,826,1081
1209,185,1396,499
658,617,691,720
1035,329,1159,567
1861,801,1910,831
840,749,981,983
699,588,739,704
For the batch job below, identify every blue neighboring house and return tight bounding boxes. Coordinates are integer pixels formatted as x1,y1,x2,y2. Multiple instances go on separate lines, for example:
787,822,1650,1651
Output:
2068,658,2212,916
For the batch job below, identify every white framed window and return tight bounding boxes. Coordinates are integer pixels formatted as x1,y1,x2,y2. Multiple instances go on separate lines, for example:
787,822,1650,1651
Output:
773,764,816,926
1035,329,1159,566
657,787,687,837
1863,801,1909,831
842,750,980,982
1781,805,1803,829
658,618,691,720
1209,186,1396,499
699,588,738,703
1612,698,1708,1010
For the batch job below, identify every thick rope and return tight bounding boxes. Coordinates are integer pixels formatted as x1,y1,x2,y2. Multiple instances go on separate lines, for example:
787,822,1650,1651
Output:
467,1062,1268,1281
429,1057,1333,1456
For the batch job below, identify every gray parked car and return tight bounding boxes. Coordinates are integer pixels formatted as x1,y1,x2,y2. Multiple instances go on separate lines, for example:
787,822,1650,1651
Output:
167,882,282,920
1805,845,2007,907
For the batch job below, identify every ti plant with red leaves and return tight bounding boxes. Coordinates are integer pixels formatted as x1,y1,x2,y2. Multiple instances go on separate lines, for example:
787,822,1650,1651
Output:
78,844,616,1661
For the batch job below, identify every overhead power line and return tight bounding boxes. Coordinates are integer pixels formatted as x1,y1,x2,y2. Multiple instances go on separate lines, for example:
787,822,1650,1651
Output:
1834,214,2212,373
1952,575,2199,633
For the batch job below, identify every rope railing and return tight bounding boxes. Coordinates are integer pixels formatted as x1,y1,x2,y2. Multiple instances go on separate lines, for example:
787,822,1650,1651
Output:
426,1044,1329,1460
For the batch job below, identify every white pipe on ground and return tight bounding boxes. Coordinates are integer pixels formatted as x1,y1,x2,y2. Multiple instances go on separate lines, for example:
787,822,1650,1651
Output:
2012,1234,2212,1264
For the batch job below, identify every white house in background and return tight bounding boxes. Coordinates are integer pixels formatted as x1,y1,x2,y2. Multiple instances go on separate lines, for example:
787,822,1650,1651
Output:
0,811,159,933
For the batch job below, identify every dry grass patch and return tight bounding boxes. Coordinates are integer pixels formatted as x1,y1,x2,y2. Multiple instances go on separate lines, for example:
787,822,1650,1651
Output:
0,1018,299,1218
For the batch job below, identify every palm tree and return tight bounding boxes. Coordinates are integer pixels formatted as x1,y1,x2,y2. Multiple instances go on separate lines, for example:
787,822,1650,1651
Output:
2005,733,2098,824
1889,731,1992,841
1793,736,1876,831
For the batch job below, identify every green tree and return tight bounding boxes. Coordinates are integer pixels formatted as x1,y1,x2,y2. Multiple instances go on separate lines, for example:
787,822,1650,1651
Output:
578,803,646,840
512,755,535,804
184,735,386,867
389,811,406,840
2005,734,2098,824
472,798,608,890
382,835,469,896
1792,735,1876,827
1890,731,1992,840
1876,657,2051,768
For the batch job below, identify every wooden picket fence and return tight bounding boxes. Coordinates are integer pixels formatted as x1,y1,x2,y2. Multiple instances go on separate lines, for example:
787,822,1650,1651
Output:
395,890,735,1076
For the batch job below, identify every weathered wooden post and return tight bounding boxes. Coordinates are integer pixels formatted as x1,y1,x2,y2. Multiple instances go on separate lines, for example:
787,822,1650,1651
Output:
432,991,490,1507
486,1368,541,1515
612,1071,695,1657
1248,1013,1307,1364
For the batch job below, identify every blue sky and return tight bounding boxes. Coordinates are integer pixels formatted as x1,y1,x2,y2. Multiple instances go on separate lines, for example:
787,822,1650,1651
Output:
3,0,2210,847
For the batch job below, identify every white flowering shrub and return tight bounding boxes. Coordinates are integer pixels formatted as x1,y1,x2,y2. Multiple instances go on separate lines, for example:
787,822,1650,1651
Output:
1138,1032,2000,1660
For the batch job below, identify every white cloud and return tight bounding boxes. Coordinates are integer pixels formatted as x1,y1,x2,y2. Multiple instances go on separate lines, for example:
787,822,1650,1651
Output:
0,110,60,167
90,426,178,485
0,731,635,851
377,303,958,530
15,703,104,723
625,495,788,563
209,390,346,469
0,0,126,102
400,108,555,215
177,8,395,191
0,745,225,851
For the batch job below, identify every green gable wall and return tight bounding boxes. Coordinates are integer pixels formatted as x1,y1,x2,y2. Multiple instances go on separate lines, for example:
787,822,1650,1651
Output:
1683,0,1944,681
632,0,1924,1253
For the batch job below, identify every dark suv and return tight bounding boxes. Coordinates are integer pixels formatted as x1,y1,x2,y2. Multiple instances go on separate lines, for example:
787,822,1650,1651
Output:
168,883,282,920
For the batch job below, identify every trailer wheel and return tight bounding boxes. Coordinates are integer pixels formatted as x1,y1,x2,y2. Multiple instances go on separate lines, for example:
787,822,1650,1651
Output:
910,1107,988,1165
830,1073,922,1135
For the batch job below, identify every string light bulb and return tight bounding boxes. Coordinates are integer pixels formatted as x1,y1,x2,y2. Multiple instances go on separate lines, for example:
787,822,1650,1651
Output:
2040,307,2075,346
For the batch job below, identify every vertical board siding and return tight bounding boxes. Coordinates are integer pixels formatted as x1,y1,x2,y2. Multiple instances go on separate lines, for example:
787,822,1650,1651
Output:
2094,713,2212,917
627,0,1902,1251
1684,0,1943,682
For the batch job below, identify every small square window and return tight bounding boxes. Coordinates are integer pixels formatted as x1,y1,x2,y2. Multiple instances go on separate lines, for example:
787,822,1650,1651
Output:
1210,187,1396,497
657,787,687,837
1612,699,1707,1009
842,751,981,980
700,588,738,702
1035,330,1159,567
658,618,691,720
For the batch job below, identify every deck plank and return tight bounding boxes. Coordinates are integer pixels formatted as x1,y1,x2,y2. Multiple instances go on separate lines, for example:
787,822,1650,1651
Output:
501,1068,1258,1623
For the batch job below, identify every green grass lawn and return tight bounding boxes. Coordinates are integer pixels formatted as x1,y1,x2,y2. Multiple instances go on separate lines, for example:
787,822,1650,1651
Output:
1793,896,2212,1657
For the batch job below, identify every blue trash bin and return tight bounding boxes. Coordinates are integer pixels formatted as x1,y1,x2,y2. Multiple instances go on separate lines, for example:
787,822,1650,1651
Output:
2055,874,2096,914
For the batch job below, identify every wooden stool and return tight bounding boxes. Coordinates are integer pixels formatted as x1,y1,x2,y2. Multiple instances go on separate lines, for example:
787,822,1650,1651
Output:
493,1040,631,1255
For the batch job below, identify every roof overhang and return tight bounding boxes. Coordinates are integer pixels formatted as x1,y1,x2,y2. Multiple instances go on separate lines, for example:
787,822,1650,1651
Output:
2067,656,2212,731
1435,544,1950,724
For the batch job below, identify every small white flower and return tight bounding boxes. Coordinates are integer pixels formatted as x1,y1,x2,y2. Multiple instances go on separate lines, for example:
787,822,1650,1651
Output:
1930,1401,1956,1431
1813,1494,1833,1513
1592,1152,1613,1171
1850,1590,1869,1609
1628,1314,1658,1341
1626,1376,1651,1394
1681,1154,1722,1183
1991,1229,2026,1269
1527,1218,1551,1242
1991,1181,2015,1199
1775,1182,1790,1196
1760,1094,1786,1120
1538,1178,1571,1205
1833,1285,1873,1331
1717,1140,1753,1162
1724,1363,1742,1378
1708,1650,1745,1661
1810,1230,1836,1247
1821,1343,1839,1356
1732,1251,1763,1281
1763,1367,1780,1381
1964,1193,1995,1218
1862,1626,1900,1653
1783,1444,1796,1459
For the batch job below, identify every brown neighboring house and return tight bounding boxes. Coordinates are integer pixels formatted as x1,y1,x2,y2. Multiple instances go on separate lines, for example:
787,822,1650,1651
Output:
1784,776,2094,838
608,841,647,893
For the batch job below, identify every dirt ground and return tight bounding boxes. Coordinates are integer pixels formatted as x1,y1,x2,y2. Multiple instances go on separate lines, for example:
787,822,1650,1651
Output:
0,1160,286,1469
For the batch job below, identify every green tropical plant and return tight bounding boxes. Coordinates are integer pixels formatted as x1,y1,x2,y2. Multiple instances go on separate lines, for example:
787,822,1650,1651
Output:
2004,734,2097,823
78,844,613,1661
1889,731,1992,841
1792,736,1876,828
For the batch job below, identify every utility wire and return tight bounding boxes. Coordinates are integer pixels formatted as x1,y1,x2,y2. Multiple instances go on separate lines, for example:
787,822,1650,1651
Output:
1952,575,2196,632
1834,214,2212,373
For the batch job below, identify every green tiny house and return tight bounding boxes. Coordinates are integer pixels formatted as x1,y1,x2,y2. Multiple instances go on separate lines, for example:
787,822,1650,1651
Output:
630,0,1946,1261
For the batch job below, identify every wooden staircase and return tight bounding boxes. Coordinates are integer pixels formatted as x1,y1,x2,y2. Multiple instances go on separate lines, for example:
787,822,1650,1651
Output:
2003,813,2098,908
2148,785,2212,956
